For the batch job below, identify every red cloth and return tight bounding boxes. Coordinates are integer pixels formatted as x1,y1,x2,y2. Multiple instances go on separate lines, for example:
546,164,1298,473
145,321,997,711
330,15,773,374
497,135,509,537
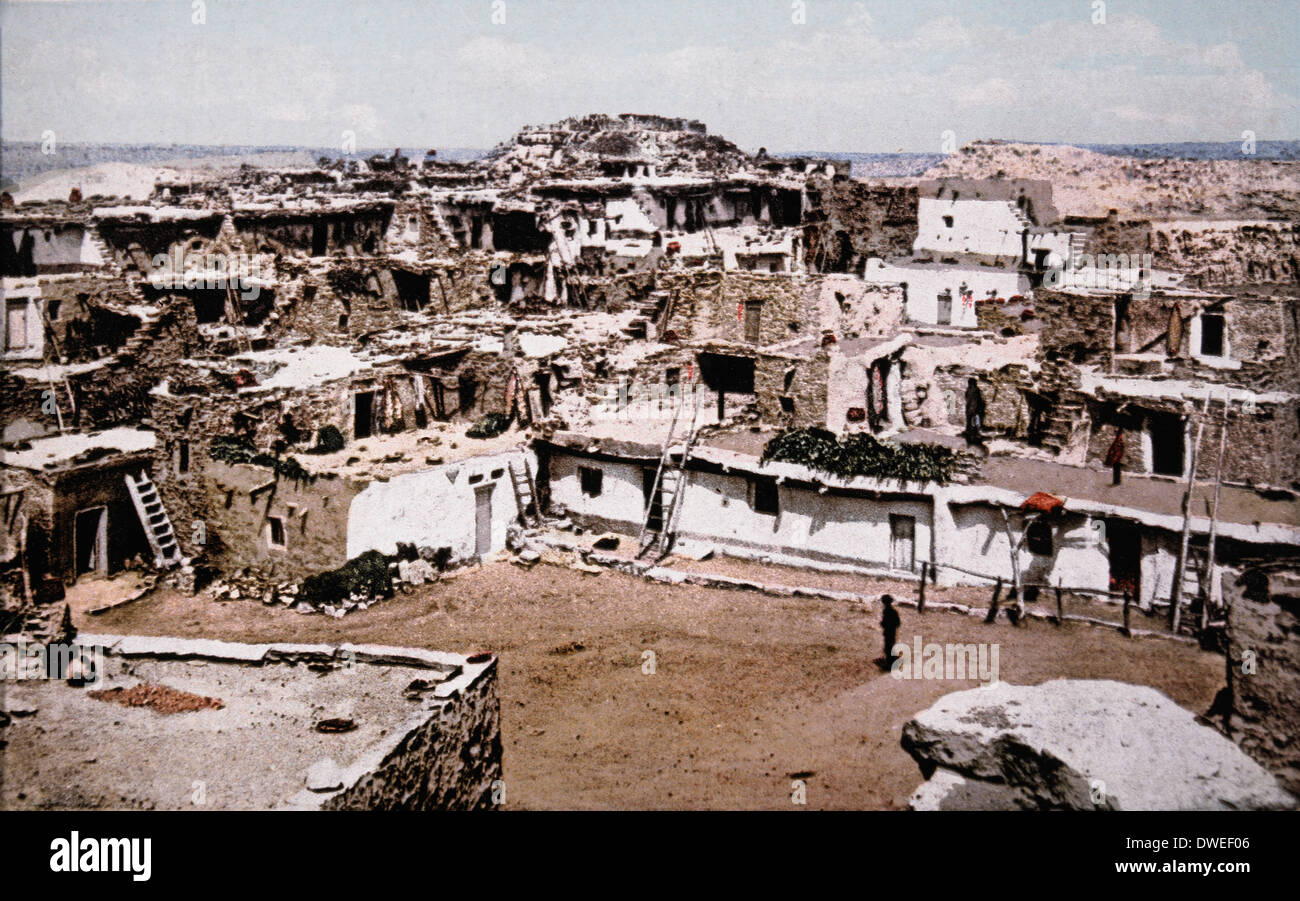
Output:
1020,492,1065,515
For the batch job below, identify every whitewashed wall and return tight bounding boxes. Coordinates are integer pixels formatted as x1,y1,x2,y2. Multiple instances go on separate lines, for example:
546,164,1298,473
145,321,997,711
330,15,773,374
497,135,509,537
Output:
549,454,649,529
1,280,44,361
947,505,1110,593
914,198,1027,260
346,449,531,560
677,471,933,571
862,260,1028,327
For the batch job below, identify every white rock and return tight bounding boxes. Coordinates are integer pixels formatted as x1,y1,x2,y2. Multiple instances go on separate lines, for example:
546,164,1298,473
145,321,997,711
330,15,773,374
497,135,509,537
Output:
902,679,1296,811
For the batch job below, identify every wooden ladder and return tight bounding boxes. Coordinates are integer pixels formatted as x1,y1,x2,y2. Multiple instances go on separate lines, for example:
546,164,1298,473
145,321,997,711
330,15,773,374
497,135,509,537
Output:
637,379,703,560
124,470,182,568
225,283,254,353
507,461,542,529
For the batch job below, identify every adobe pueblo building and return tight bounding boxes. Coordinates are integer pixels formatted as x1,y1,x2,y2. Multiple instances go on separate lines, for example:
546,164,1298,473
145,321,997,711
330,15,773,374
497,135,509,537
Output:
1,115,1297,804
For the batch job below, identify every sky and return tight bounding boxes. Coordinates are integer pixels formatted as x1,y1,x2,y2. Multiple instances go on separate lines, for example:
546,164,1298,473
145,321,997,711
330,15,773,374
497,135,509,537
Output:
1,0,1297,152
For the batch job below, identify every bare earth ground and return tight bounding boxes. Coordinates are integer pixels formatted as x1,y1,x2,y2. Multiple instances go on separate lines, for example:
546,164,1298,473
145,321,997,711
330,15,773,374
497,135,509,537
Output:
77,560,1223,810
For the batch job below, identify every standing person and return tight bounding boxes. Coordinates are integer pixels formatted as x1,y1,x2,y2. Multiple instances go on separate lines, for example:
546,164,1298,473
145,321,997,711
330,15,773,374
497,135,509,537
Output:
964,378,985,446
880,594,901,669
1105,428,1125,485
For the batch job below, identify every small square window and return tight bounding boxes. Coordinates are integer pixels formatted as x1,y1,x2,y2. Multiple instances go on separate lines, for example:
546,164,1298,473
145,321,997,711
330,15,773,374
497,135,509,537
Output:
267,516,286,548
942,216,954,228
579,466,603,497
749,478,779,515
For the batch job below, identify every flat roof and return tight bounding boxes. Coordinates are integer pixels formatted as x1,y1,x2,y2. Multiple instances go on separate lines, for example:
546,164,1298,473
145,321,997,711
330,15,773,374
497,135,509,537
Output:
0,427,156,471
0,634,490,810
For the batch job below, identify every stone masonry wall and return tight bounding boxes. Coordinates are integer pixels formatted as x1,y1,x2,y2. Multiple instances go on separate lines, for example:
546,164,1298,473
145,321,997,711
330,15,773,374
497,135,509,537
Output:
1223,563,1300,796
323,657,502,810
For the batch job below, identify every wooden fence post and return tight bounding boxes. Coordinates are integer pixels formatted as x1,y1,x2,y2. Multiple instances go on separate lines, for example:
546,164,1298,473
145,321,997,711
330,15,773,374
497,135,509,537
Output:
985,577,1003,624
918,562,927,616
1055,585,1064,626
1122,590,1132,637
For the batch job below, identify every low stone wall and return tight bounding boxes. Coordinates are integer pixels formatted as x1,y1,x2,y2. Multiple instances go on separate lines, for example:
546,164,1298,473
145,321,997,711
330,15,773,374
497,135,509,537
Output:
1223,563,1300,796
322,655,502,810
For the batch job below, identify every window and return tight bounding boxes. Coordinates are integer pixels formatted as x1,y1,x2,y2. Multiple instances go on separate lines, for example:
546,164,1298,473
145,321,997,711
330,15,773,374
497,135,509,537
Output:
942,216,954,229
267,516,286,549
1025,520,1054,556
579,466,603,497
743,302,762,343
175,440,190,475
1199,313,1225,357
749,478,779,515
6,301,28,349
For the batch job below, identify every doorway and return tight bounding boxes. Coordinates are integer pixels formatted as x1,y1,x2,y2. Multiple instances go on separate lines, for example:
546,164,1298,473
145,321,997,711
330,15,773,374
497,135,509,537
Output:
474,485,493,557
354,391,376,439
1106,518,1140,602
890,514,916,571
1147,411,1185,476
74,506,108,578
936,291,953,325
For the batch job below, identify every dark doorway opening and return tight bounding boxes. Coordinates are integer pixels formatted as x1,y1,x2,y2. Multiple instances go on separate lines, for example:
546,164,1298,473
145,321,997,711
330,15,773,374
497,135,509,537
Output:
75,506,107,577
354,391,376,439
458,376,478,416
1148,411,1185,476
1107,518,1140,602
312,222,328,256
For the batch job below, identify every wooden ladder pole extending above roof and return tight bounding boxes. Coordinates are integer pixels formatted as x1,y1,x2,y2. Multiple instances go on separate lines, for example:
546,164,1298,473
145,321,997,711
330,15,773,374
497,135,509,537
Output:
1170,393,1211,633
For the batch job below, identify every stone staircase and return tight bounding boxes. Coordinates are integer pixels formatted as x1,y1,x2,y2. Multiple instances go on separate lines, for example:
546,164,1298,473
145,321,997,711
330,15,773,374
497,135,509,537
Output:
1039,400,1084,454
115,302,166,363
621,290,672,340
426,203,457,249
85,224,116,272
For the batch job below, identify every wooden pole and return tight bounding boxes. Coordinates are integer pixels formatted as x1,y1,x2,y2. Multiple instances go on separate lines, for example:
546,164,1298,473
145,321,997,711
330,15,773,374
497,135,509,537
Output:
918,561,927,616
16,512,31,605
1122,590,1132,637
986,577,1003,624
1200,400,1230,633
1170,395,1210,632
1000,507,1023,599
1055,584,1064,626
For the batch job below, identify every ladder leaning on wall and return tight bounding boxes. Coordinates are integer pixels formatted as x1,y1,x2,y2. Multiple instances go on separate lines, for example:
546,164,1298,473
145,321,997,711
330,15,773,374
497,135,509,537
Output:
124,470,182,569
507,460,542,529
637,377,703,561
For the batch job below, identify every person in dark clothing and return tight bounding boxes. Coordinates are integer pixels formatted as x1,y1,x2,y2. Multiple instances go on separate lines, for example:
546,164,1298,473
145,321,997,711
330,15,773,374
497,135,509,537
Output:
880,594,901,669
1105,429,1125,485
964,377,985,446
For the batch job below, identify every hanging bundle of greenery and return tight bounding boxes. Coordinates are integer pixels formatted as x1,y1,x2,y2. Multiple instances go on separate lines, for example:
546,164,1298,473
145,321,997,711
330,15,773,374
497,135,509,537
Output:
207,435,314,483
761,427,958,484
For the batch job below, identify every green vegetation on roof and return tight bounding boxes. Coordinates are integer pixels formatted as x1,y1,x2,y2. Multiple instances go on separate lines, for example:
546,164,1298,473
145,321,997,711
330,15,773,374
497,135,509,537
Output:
761,427,958,485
